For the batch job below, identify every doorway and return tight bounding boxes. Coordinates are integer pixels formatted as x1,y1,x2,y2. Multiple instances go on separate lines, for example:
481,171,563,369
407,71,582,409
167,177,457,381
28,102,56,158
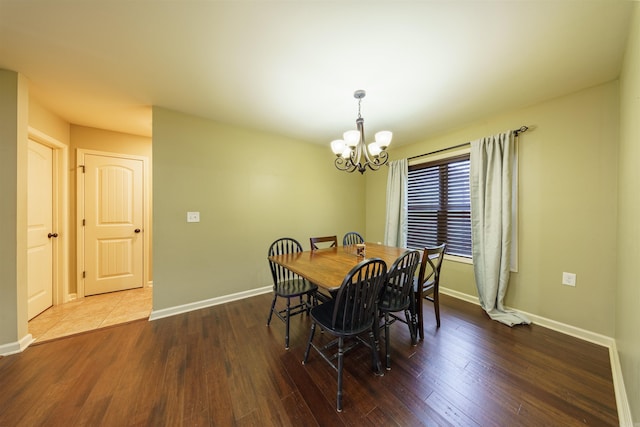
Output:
28,142,152,341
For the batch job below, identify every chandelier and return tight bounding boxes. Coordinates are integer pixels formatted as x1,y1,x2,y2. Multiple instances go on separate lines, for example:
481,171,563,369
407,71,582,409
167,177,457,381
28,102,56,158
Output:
330,90,392,174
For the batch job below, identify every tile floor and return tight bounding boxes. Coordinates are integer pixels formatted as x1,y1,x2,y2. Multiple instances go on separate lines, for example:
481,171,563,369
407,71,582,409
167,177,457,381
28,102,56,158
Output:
28,286,153,343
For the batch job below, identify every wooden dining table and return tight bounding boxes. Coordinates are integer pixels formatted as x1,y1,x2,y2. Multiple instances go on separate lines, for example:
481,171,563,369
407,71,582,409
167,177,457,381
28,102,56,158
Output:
268,242,409,292
269,242,435,340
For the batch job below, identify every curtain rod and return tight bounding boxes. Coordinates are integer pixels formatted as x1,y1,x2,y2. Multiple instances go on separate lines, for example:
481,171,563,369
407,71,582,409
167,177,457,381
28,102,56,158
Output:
407,126,529,161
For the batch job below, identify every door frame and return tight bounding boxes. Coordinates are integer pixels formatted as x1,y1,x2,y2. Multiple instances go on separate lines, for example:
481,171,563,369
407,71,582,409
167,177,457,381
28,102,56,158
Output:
28,127,69,306
76,149,150,298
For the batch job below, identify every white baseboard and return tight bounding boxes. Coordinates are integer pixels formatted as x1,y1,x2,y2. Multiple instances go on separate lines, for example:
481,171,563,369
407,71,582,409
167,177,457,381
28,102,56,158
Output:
608,340,635,427
0,333,34,357
441,287,480,306
440,287,634,427
148,285,272,321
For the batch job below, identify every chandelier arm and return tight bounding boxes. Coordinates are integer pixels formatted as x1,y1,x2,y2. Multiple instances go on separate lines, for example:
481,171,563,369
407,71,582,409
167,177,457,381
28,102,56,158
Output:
334,156,357,173
365,151,389,172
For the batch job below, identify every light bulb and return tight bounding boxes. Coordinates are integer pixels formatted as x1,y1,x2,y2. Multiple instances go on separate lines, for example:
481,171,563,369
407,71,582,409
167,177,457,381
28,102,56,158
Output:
343,130,360,147
375,131,392,149
368,142,382,157
331,140,346,156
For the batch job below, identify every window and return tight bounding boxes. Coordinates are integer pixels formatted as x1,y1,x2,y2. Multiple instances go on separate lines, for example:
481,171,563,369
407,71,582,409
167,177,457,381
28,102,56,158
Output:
407,153,472,258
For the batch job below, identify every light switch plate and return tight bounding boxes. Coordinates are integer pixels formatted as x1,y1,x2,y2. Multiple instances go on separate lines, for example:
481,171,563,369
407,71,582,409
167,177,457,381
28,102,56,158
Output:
562,272,576,286
187,211,200,223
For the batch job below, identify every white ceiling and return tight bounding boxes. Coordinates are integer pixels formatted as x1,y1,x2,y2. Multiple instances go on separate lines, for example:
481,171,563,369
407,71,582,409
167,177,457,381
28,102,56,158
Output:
0,1,634,146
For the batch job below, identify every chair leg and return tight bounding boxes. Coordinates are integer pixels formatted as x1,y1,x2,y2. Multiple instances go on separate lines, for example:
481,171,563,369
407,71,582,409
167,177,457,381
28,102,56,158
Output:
372,313,381,352
284,298,292,349
267,294,277,326
368,329,383,376
302,322,316,364
434,292,441,328
384,312,391,370
405,308,417,346
408,297,418,345
337,336,344,412
416,292,424,340
306,293,313,314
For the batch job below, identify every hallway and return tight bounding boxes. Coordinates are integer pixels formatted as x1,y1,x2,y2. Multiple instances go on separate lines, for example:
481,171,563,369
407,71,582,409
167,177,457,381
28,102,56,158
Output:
28,287,152,343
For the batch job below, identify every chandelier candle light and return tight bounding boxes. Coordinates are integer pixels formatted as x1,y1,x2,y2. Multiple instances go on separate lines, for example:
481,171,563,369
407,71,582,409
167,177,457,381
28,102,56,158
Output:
330,90,392,174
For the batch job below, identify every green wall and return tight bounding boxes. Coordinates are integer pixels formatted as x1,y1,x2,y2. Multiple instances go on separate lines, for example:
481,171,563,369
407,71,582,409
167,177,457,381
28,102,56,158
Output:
0,70,28,346
617,2,640,421
367,81,619,337
152,107,366,310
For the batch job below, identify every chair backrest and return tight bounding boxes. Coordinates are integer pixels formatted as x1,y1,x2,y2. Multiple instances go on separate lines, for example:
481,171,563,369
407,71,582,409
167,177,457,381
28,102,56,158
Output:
268,237,304,285
310,235,338,250
417,243,446,291
331,258,387,334
342,231,364,246
382,250,421,309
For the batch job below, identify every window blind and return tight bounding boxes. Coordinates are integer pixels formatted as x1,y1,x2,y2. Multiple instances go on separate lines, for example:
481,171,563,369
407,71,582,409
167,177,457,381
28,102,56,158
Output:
407,154,472,257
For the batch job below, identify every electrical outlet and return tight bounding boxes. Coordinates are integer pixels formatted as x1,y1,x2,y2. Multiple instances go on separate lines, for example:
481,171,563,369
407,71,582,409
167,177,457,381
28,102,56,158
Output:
187,211,200,223
562,272,576,287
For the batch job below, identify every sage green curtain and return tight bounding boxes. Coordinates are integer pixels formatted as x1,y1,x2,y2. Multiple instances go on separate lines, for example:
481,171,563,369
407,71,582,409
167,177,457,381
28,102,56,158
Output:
470,131,529,326
384,159,408,247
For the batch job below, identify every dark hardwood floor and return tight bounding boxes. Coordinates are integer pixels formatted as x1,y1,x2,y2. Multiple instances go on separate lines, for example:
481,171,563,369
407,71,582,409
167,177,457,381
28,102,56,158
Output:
0,293,618,426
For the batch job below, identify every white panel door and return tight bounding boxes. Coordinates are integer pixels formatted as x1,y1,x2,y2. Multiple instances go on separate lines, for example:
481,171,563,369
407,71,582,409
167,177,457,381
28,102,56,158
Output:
83,154,144,296
27,139,54,320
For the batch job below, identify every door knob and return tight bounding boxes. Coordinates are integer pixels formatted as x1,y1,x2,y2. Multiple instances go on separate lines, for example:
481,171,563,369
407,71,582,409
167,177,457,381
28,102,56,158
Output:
48,233,58,238
134,229,141,233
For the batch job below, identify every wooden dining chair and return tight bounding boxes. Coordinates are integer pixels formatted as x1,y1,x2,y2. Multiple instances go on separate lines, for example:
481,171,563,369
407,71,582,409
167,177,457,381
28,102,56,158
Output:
342,231,364,246
414,243,447,340
377,250,421,369
267,237,318,350
309,235,338,250
303,258,387,412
